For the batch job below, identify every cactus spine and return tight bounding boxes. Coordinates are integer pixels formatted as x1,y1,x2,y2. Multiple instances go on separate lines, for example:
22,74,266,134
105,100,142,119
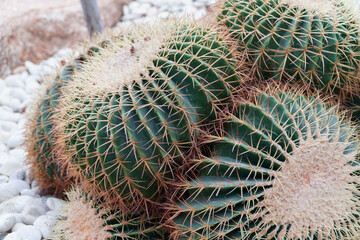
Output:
24,57,84,195
218,0,360,96
52,188,165,240
54,17,244,209
170,92,360,239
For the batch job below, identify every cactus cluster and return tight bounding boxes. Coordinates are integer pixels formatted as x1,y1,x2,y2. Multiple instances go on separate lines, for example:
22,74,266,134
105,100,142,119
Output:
170,92,360,239
23,0,360,239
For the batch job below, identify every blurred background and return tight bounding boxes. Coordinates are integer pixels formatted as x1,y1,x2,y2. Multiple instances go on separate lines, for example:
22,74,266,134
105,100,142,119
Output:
0,0,216,79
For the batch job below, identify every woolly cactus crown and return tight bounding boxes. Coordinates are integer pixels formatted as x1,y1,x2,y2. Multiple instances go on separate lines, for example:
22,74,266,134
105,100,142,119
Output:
52,188,163,240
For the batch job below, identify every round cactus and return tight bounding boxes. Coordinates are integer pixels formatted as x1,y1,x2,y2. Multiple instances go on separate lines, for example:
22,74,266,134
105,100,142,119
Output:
54,17,244,209
52,187,165,240
170,91,360,239
24,55,86,196
218,0,360,96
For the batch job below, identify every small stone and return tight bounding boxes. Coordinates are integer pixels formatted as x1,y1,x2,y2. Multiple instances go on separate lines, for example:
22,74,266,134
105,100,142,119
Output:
46,198,65,212
20,189,35,197
21,204,46,224
0,176,9,184
9,169,25,180
6,133,24,148
31,186,40,195
0,214,16,233
0,143,8,152
9,88,28,102
12,222,26,232
15,196,42,213
46,210,61,220
0,182,19,202
0,107,21,122
25,61,40,76
33,215,56,239
0,197,20,214
4,232,17,240
4,75,24,89
0,155,21,177
0,121,17,132
9,149,26,162
16,226,42,240
8,180,30,193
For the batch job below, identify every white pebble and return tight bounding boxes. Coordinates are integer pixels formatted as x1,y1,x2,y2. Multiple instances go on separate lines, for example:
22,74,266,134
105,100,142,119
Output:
4,75,24,89
20,189,35,197
15,196,42,213
0,143,8,152
0,183,19,202
0,214,16,233
8,180,29,193
24,76,41,94
4,232,17,240
16,226,42,240
33,215,56,239
6,133,24,149
0,176,9,184
9,169,25,180
0,107,21,123
9,88,28,103
0,154,21,177
46,210,61,220
0,121,17,132
25,61,40,76
0,80,5,93
0,197,20,214
46,198,65,212
11,222,26,232
21,204,46,225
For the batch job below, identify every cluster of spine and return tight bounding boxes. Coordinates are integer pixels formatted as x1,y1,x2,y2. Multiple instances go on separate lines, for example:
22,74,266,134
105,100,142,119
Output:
170,92,360,239
53,17,243,210
52,188,165,240
218,0,360,96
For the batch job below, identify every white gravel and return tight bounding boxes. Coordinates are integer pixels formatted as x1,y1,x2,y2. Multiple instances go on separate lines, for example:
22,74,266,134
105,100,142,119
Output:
0,1,210,239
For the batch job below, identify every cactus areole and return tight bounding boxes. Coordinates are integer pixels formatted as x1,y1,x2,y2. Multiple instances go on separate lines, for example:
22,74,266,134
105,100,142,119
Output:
55,17,241,208
219,0,360,95
172,92,360,239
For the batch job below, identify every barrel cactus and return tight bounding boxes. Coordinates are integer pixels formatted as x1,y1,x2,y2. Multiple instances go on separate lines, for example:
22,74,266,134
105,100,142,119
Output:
52,187,165,240
170,91,360,239
53,17,244,210
218,0,360,96
24,56,84,195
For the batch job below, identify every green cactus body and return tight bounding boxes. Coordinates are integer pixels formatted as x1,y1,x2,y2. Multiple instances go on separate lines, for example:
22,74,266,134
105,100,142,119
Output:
24,56,88,195
171,92,360,239
219,0,360,95
53,188,166,240
55,18,242,208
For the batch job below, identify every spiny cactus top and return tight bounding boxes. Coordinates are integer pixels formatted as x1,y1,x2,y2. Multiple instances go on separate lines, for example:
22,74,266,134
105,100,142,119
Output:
54,17,245,210
170,92,360,239
52,188,165,240
218,0,360,96
24,55,84,196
